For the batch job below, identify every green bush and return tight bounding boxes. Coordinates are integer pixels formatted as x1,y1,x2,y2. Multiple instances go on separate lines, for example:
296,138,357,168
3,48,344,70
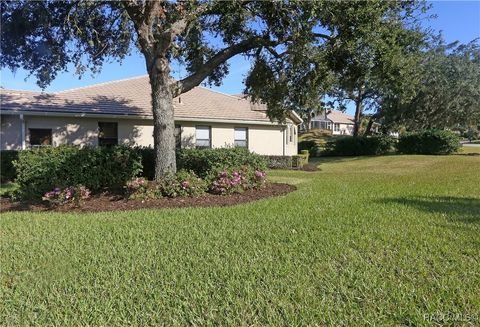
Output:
323,135,396,156
208,166,266,195
1,150,19,182
176,147,266,178
157,170,207,198
295,150,309,168
397,130,461,155
14,146,142,199
263,155,293,169
298,140,316,154
136,147,155,180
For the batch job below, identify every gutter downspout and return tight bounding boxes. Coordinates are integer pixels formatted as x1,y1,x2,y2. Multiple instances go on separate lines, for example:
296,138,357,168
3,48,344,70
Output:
20,114,26,150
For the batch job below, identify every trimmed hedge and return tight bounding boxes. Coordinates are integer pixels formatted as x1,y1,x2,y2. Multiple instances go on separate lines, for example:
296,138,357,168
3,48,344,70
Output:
263,156,293,169
14,146,142,199
323,135,396,156
176,147,267,178
397,130,460,155
1,150,18,182
298,140,316,154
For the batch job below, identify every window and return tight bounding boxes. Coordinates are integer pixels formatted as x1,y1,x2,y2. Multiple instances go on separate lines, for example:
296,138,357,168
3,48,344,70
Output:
289,126,293,142
234,127,248,148
29,129,52,146
196,126,211,148
334,123,340,132
98,122,118,146
326,121,332,130
175,125,182,149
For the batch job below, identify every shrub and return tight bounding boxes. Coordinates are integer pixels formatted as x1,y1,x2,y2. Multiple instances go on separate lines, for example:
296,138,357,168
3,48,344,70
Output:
263,156,293,169
157,170,207,198
14,145,142,199
397,130,461,155
323,135,396,156
42,185,91,206
136,147,155,180
293,150,309,168
298,140,316,154
176,147,267,178
1,150,18,182
124,177,150,199
208,166,266,195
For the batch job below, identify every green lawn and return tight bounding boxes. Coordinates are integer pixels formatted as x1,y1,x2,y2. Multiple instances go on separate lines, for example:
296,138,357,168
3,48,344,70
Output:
1,155,479,325
460,145,480,154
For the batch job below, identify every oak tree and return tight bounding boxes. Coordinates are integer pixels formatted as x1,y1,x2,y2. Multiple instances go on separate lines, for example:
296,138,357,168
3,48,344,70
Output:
1,0,324,179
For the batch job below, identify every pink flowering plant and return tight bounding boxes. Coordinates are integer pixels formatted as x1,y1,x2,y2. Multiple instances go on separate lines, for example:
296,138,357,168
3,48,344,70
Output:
208,166,267,195
158,170,207,198
124,177,150,199
42,185,91,206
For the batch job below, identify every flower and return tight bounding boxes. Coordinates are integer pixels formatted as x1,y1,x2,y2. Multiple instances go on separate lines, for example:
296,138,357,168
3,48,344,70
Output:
180,180,190,190
255,170,266,178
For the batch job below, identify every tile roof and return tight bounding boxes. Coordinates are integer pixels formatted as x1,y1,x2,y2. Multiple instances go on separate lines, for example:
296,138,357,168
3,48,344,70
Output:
325,110,355,124
1,75,281,123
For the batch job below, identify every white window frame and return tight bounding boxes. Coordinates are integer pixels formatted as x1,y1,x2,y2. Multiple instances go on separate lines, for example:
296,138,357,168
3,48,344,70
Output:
334,123,340,132
234,127,248,148
195,125,211,148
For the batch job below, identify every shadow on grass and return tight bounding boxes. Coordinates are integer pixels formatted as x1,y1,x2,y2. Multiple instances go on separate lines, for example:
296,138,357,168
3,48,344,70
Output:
310,156,377,165
378,196,480,224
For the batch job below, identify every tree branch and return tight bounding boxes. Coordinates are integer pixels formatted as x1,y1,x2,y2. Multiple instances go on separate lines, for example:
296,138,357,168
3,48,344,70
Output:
313,32,335,41
172,36,280,96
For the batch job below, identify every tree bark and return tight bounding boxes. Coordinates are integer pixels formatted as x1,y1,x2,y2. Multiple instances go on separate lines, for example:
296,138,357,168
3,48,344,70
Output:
147,57,177,179
364,116,374,136
353,94,363,137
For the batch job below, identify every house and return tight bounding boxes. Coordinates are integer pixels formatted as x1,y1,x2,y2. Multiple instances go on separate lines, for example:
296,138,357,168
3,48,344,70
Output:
309,110,355,135
0,76,302,155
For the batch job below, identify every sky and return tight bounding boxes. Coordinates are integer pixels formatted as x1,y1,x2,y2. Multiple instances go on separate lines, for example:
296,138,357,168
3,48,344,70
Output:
1,1,479,115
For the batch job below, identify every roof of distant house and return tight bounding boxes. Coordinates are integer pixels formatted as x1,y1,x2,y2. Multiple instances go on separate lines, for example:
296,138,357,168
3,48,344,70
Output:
312,110,354,124
1,76,302,124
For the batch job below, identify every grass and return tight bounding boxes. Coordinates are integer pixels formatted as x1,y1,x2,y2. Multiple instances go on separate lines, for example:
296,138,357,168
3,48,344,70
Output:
459,145,480,154
1,155,479,325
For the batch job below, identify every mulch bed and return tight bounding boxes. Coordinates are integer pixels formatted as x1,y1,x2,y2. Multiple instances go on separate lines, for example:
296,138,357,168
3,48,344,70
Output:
0,183,296,213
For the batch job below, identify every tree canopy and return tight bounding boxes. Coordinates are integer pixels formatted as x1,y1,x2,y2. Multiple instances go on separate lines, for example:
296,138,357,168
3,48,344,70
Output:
1,0,328,177
244,0,429,135
382,36,480,131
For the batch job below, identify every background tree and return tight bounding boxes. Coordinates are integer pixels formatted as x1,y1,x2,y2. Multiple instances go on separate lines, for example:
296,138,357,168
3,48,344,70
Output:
243,0,429,137
1,0,326,179
322,1,428,137
382,37,480,132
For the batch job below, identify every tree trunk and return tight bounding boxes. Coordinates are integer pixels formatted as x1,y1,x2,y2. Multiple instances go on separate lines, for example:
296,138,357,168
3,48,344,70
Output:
306,111,312,131
353,96,363,137
364,116,375,136
148,58,177,180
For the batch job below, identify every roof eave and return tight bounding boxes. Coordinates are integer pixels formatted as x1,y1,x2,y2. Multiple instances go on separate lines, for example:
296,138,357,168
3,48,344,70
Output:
0,109,285,126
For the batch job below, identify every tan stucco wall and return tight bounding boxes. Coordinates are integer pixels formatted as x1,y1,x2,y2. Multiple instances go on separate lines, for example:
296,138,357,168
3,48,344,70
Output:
1,114,22,150
25,116,99,146
178,122,296,155
117,119,154,147
1,114,299,155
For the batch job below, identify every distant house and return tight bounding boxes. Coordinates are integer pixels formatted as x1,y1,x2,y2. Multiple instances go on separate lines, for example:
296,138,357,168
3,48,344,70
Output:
0,76,302,155
310,110,355,135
